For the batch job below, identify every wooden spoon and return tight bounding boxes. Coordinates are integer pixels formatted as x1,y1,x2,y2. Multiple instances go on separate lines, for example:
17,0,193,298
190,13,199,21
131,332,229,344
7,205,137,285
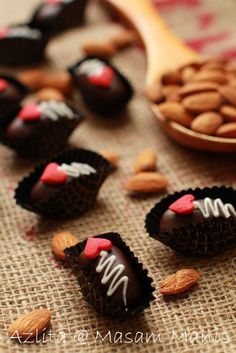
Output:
104,0,236,152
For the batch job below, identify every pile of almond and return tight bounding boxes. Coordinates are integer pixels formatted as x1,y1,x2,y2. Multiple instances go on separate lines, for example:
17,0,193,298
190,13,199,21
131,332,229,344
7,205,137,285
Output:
149,58,236,138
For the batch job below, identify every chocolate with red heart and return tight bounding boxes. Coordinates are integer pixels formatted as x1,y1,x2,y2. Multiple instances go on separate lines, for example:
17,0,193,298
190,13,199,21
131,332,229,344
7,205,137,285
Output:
160,194,236,232
29,0,88,36
2,99,83,158
0,74,27,123
69,57,133,114
64,233,155,317
0,25,47,66
30,160,96,204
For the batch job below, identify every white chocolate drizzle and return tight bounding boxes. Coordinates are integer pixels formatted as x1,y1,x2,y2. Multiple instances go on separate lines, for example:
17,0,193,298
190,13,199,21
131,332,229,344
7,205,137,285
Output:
9,26,41,39
77,59,106,77
39,100,75,121
96,250,129,307
58,162,96,178
193,198,236,218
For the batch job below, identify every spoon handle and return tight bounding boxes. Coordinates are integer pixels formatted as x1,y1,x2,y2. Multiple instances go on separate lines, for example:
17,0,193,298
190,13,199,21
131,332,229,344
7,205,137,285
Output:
104,0,200,86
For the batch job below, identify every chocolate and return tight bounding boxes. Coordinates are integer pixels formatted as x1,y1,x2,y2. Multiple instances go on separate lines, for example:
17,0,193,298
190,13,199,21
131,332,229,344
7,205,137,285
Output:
15,149,112,218
29,0,88,36
0,74,27,123
1,100,83,158
145,187,236,256
160,195,236,232
0,25,47,66
69,57,133,114
65,233,155,317
30,161,96,204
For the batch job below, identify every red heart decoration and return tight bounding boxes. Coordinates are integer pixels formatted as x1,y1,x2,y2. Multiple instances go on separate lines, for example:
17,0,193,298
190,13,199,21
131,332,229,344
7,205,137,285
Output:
19,103,42,122
88,66,114,88
45,0,62,5
83,238,112,259
0,79,9,93
0,28,9,39
40,163,68,185
169,194,195,215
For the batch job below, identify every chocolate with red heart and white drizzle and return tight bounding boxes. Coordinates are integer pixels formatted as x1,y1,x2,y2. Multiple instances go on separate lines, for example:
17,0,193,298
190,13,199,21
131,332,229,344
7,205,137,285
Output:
0,26,42,40
160,194,236,232
77,237,143,309
30,162,96,204
76,58,114,88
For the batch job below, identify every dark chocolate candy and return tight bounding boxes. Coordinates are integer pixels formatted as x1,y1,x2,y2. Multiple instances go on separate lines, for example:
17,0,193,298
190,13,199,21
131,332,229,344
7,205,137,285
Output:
2,100,83,157
69,57,133,114
30,161,96,204
64,233,155,317
0,75,27,123
29,0,88,36
160,195,236,232
0,25,47,66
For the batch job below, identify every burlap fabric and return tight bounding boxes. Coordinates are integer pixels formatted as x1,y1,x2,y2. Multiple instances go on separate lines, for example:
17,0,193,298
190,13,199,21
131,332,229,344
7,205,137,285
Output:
0,0,236,352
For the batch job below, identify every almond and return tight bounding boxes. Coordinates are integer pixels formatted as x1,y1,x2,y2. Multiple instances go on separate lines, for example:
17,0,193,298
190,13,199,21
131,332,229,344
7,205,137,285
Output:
36,88,65,101
123,172,168,193
145,83,164,103
160,269,200,295
216,122,236,138
218,85,236,107
112,30,138,48
83,41,116,58
179,81,219,97
182,92,221,113
134,148,157,173
100,150,119,170
8,309,51,339
18,69,47,91
191,112,223,135
192,70,227,84
220,105,236,122
158,102,193,127
181,66,197,83
162,71,182,85
201,61,226,71
51,231,78,260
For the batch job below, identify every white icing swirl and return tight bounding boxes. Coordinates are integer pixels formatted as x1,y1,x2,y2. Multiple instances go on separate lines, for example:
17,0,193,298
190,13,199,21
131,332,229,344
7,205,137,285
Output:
96,250,129,307
77,59,105,76
58,162,96,178
9,26,41,39
39,100,75,121
194,198,236,218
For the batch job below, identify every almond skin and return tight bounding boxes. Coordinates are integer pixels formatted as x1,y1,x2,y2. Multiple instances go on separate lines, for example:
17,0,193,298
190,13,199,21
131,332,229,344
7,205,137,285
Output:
220,105,236,122
192,70,227,84
123,172,168,193
181,66,197,83
191,112,223,135
158,102,193,127
160,269,201,295
216,123,236,138
52,231,78,260
218,85,236,107
36,88,65,102
182,92,221,113
83,41,116,58
8,309,51,339
18,69,47,91
112,30,138,48
100,150,119,170
134,148,157,173
179,81,219,97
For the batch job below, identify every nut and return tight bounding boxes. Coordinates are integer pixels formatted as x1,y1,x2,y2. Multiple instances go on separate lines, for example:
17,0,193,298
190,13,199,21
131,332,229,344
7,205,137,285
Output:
179,81,219,98
220,105,236,122
191,112,223,135
158,102,193,127
216,122,236,138
112,30,138,48
192,70,227,84
134,148,157,173
123,172,168,193
8,309,51,339
182,92,221,113
181,66,197,83
218,85,236,107
100,150,119,170
160,269,201,295
162,70,182,85
83,41,116,58
36,88,65,101
18,69,47,91
145,83,164,103
51,231,78,260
